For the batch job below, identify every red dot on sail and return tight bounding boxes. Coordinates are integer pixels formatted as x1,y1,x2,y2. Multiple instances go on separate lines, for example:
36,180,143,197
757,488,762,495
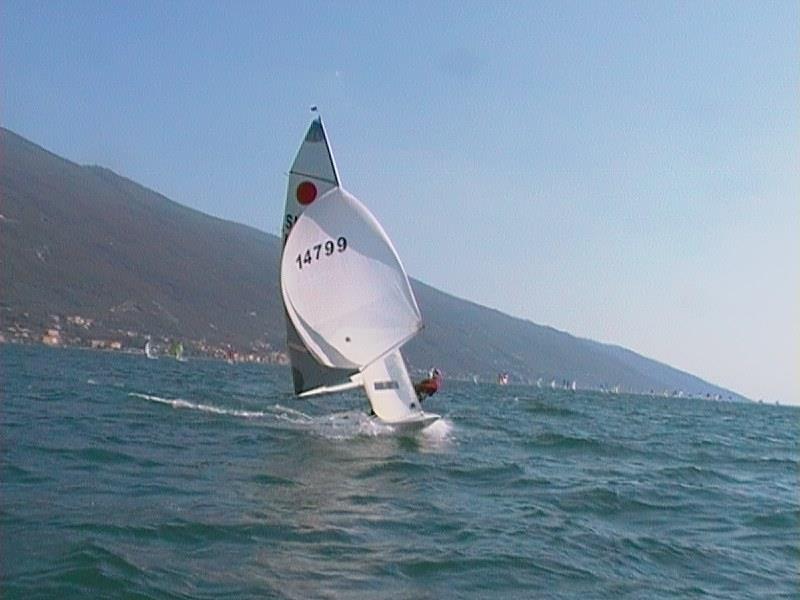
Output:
296,181,317,205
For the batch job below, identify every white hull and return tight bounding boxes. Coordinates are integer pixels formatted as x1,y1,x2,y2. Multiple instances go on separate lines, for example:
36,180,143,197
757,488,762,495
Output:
377,411,441,432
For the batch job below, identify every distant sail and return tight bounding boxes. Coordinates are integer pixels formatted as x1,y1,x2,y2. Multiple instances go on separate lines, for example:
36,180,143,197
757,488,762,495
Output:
169,341,186,362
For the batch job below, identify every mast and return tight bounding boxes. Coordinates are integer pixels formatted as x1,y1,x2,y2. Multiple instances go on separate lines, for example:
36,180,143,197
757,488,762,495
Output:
281,116,357,395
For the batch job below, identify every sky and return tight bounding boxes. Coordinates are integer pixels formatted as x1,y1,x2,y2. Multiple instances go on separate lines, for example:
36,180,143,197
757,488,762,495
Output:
3,1,798,404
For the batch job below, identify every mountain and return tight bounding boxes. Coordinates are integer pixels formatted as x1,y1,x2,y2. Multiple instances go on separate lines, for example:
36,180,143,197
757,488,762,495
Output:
1,128,284,351
0,127,745,399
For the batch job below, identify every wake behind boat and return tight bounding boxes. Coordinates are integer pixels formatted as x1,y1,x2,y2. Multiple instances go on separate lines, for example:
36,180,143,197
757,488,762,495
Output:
279,116,440,430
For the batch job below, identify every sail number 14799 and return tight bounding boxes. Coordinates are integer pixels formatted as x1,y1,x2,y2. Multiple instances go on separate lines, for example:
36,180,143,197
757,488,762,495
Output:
296,237,348,269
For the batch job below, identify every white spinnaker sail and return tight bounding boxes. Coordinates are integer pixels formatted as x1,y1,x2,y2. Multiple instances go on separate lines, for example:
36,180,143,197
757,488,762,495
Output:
282,118,357,394
281,187,422,370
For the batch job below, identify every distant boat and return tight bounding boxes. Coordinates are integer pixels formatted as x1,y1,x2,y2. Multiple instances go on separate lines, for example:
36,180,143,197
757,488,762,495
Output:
498,372,509,385
279,116,439,429
144,340,157,360
571,380,577,391
168,341,187,362
472,375,479,385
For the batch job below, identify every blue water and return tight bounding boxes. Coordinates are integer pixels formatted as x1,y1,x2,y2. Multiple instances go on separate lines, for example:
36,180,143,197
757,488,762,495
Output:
2,345,797,598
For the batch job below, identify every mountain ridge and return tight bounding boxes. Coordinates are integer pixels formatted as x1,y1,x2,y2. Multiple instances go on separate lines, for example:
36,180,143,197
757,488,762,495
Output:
0,127,746,400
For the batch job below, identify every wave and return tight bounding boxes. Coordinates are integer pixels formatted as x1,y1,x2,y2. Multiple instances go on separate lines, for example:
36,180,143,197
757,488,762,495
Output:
655,464,741,485
557,486,665,515
747,508,800,530
1,464,49,485
251,473,297,486
447,461,526,484
528,432,606,452
7,539,146,598
518,399,582,417
72,447,140,465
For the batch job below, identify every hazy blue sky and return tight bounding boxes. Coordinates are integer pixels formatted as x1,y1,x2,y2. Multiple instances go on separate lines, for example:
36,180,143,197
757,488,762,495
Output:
3,1,798,404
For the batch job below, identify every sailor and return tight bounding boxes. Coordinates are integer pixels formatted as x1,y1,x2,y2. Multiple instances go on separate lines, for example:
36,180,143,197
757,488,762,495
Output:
414,368,442,403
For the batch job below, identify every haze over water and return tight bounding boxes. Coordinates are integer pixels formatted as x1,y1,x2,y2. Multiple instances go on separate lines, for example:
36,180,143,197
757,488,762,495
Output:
3,345,798,598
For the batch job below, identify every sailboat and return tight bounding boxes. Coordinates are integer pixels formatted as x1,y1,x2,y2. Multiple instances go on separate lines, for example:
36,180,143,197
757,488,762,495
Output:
169,341,187,362
144,340,157,360
279,116,440,429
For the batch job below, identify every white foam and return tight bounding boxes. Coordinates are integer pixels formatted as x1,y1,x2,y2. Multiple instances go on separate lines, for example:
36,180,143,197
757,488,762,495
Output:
271,403,314,421
421,417,455,448
129,392,450,442
129,392,267,419
301,410,396,440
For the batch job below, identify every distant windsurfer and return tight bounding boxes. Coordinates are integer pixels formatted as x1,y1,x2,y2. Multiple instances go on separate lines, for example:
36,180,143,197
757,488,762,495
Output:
414,368,442,403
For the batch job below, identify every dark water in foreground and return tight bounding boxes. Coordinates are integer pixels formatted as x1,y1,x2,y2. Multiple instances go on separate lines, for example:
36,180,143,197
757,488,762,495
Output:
2,345,798,599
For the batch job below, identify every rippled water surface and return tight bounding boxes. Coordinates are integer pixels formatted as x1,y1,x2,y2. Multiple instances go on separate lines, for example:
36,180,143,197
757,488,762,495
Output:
3,345,798,598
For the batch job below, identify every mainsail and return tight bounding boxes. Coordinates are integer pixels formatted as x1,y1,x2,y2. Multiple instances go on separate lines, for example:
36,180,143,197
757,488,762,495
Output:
361,349,427,421
281,119,358,395
280,117,436,424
